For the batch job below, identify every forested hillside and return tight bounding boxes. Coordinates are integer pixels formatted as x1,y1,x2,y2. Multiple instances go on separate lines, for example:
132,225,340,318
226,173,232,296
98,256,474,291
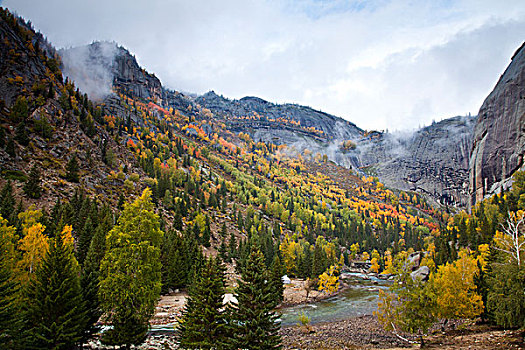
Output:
0,7,524,349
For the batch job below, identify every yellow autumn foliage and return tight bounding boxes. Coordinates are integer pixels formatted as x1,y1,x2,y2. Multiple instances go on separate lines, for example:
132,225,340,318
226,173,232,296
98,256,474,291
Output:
318,265,339,294
17,223,49,282
430,249,483,320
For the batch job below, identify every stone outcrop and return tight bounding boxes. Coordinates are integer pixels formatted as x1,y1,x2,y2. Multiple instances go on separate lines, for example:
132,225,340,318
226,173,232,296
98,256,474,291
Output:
469,42,525,207
351,116,475,207
196,91,363,144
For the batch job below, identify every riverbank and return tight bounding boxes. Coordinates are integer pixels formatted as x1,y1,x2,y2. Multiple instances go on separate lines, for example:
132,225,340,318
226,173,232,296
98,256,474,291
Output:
280,315,415,349
280,316,524,349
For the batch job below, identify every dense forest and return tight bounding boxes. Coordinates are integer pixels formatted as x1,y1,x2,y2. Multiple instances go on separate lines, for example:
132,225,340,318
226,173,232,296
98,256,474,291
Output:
0,7,524,349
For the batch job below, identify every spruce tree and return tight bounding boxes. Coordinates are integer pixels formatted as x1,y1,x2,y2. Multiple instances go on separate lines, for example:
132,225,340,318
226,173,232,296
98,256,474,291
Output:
229,247,281,350
0,256,18,348
5,137,15,157
65,154,80,183
0,216,19,349
23,165,42,199
270,255,285,306
14,120,29,146
0,180,15,221
177,257,228,349
228,232,237,260
487,251,525,328
218,237,229,262
99,189,163,347
24,226,87,349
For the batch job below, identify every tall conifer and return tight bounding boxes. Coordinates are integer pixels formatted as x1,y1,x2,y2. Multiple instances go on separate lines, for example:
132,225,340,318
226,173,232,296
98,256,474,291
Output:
229,246,281,350
24,226,87,349
177,257,228,349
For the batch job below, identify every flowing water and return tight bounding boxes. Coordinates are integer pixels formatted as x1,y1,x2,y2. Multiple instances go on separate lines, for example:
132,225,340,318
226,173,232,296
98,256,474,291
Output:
278,273,392,326
149,273,392,333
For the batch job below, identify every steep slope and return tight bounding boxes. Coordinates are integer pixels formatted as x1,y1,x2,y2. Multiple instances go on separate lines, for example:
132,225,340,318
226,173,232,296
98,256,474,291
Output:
469,42,525,206
0,11,145,209
61,42,478,209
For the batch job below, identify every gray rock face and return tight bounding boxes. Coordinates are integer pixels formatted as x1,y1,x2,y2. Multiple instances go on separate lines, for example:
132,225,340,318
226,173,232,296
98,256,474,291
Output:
469,42,525,207
410,266,430,282
351,116,475,207
196,91,363,143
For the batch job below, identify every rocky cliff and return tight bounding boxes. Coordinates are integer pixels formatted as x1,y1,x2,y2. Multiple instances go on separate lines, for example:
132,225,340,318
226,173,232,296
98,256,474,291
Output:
351,116,475,207
196,91,363,144
469,42,525,207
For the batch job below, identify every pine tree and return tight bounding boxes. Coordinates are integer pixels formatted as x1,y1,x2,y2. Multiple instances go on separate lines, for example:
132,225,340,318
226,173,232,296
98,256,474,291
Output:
202,214,211,247
487,250,525,328
177,257,228,349
65,154,80,183
14,120,29,146
218,237,229,262
220,222,227,238
0,216,19,348
5,137,15,157
270,255,284,306
76,216,94,266
9,96,28,122
229,246,281,350
228,232,237,260
99,189,163,347
24,165,43,199
0,180,15,221
24,225,87,349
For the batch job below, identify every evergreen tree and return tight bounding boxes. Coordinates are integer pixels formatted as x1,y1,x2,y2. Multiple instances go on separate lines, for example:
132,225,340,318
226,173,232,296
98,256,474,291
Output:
65,154,80,183
0,216,19,349
5,137,15,157
99,189,163,347
161,229,186,293
270,255,284,305
14,120,29,146
79,256,102,343
24,226,87,350
0,180,15,221
220,222,227,238
177,257,228,349
218,237,229,262
23,165,42,199
202,214,211,247
9,96,28,122
229,247,281,350
228,232,237,260
487,251,525,328
0,255,18,348
77,216,94,266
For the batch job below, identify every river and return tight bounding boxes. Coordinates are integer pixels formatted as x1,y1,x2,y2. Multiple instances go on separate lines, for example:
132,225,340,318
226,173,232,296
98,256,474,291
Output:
149,273,392,333
278,273,392,326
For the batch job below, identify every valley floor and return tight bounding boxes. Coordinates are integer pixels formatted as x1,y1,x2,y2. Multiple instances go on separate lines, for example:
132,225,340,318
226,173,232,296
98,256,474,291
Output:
280,315,524,350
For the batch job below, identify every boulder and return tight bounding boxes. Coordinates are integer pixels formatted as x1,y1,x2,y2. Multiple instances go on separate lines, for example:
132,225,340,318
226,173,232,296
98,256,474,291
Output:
410,266,430,282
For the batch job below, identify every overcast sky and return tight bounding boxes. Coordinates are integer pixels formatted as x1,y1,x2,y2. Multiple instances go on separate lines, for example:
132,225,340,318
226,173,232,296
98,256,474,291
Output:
3,0,525,130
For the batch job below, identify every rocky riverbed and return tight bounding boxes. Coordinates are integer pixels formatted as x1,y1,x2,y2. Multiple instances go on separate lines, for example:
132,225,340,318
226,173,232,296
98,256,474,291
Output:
280,315,415,349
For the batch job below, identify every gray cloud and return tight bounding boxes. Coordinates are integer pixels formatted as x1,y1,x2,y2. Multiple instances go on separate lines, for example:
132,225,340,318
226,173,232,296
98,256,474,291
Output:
4,0,525,130
59,42,117,101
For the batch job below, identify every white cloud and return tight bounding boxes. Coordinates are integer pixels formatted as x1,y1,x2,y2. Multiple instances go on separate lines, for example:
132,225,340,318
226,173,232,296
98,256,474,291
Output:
4,0,525,130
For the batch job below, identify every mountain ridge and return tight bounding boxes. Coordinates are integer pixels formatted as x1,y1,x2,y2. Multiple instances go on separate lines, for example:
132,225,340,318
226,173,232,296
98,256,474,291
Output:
60,40,480,208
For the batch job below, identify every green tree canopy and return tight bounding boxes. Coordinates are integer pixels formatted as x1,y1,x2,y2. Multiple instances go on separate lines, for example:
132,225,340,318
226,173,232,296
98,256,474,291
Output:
99,189,163,347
